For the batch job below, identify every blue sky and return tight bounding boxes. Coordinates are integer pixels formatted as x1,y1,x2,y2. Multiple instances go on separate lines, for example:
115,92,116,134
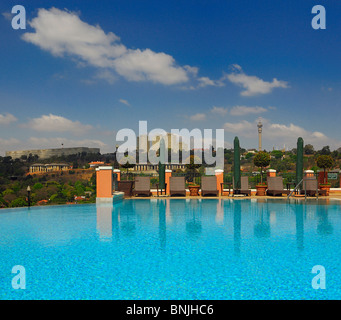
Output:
0,0,340,155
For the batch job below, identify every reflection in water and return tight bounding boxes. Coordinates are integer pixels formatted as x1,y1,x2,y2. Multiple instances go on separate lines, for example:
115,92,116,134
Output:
112,204,120,242
254,202,270,238
186,200,202,238
215,199,224,223
95,199,338,254
317,205,333,235
233,201,241,256
159,199,166,250
96,203,113,241
296,205,304,251
120,201,136,237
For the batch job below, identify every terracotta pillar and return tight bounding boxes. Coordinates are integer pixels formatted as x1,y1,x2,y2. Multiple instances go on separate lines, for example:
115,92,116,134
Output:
165,169,172,195
304,170,314,178
267,169,276,177
215,169,224,196
318,171,328,184
113,169,121,181
96,166,113,199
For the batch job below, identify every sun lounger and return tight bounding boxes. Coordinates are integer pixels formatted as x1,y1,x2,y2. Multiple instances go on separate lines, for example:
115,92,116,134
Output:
233,176,251,196
267,176,290,196
201,176,219,196
302,177,327,196
169,176,186,197
133,176,151,197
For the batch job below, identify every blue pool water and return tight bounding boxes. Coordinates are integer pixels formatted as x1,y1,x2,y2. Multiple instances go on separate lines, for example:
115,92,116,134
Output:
1,199,341,300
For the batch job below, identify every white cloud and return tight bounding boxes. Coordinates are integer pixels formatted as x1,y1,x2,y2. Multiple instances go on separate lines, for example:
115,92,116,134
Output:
23,8,125,66
322,86,333,92
2,11,12,21
22,8,190,86
230,106,267,116
211,106,229,116
224,120,254,136
210,105,268,117
113,48,188,85
226,66,289,96
28,137,107,149
230,64,242,72
0,138,21,156
0,113,17,125
95,70,116,84
26,114,93,135
197,76,224,88
119,99,130,106
0,136,111,156
190,113,206,121
223,117,339,149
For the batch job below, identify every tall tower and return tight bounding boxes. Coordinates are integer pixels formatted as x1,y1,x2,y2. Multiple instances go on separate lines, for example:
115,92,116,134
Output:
257,120,263,151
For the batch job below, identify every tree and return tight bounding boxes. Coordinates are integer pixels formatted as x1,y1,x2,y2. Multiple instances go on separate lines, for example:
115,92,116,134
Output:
271,150,283,159
120,161,135,173
253,152,270,184
318,146,331,155
245,152,254,160
304,144,315,155
316,155,334,184
185,155,201,171
185,155,201,184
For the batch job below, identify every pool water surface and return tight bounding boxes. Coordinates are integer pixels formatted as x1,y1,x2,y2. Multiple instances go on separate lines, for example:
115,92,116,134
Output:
1,199,341,300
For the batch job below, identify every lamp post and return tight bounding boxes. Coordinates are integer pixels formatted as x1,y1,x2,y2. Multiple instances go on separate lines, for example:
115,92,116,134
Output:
114,144,119,169
27,186,31,207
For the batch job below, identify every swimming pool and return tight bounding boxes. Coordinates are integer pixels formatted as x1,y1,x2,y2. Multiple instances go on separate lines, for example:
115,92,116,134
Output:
1,199,341,300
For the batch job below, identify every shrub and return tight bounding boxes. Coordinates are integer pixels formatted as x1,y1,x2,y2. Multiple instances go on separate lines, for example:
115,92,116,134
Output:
10,197,27,208
3,188,15,195
33,182,43,190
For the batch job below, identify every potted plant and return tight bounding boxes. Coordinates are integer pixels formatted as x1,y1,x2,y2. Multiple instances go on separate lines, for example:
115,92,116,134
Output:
316,155,334,196
185,155,201,196
188,182,200,196
253,151,270,196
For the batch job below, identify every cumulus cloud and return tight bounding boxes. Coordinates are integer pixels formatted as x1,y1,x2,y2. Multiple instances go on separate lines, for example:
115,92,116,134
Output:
94,70,116,84
226,66,289,96
190,113,206,121
113,48,188,85
26,114,93,135
0,135,111,156
0,138,21,155
223,117,339,149
0,113,17,125
22,8,190,85
211,106,229,116
210,105,269,117
119,99,130,106
28,137,107,148
2,11,12,21
224,120,254,136
197,76,224,88
230,106,267,116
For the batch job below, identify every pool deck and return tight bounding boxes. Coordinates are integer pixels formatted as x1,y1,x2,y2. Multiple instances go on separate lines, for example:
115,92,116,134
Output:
126,189,341,201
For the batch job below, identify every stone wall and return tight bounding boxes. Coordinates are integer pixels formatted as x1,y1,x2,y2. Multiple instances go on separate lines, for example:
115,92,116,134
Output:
6,147,100,160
